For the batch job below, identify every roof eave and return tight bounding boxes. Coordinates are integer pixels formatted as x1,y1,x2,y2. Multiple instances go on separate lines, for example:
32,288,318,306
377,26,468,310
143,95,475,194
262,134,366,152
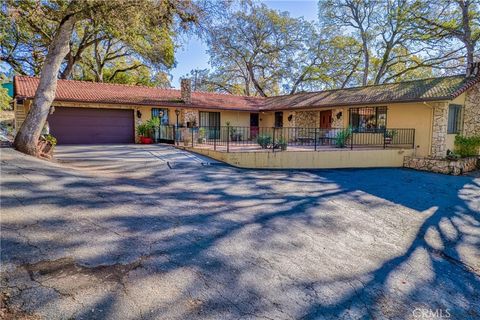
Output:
259,96,456,111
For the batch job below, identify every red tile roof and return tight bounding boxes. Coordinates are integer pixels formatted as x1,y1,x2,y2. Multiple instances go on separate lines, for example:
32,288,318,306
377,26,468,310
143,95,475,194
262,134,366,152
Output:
14,75,479,112
14,76,262,111
263,75,480,110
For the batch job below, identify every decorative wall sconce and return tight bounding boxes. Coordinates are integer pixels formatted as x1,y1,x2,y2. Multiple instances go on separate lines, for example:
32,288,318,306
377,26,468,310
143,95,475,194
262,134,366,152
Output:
137,110,142,118
336,112,342,119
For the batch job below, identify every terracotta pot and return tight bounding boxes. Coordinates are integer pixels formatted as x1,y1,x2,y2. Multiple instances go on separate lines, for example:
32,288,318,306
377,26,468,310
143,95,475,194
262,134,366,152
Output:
140,136,153,144
36,140,54,159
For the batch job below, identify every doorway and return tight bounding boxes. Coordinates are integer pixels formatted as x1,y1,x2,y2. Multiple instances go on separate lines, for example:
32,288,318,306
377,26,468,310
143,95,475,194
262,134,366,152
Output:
320,110,332,129
250,113,259,139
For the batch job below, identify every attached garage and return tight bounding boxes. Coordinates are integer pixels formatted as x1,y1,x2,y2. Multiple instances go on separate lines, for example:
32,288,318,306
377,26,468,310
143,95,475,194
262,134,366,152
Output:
48,107,134,145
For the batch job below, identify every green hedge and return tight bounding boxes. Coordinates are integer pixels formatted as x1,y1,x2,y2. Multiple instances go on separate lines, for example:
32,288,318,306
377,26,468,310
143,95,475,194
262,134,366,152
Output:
454,135,480,157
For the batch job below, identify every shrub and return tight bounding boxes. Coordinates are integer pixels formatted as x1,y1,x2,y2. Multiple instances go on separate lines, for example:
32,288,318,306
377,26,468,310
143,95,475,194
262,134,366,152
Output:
198,127,206,138
277,137,288,151
454,135,480,157
335,127,352,148
147,116,161,129
384,129,397,139
136,123,150,137
43,134,57,147
257,134,272,149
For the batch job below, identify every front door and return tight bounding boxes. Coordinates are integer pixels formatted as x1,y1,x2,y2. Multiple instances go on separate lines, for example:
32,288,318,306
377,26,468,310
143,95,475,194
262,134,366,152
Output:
320,110,332,129
250,113,259,139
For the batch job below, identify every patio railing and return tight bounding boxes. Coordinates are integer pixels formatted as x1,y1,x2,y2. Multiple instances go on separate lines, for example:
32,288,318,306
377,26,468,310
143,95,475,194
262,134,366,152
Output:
174,126,415,152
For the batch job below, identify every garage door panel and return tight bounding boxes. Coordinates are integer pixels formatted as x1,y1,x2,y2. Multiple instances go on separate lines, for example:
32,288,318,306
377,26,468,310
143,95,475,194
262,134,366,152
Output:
48,107,134,144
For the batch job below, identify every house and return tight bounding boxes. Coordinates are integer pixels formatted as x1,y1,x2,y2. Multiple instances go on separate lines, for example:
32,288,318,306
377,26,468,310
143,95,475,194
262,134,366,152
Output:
13,63,480,167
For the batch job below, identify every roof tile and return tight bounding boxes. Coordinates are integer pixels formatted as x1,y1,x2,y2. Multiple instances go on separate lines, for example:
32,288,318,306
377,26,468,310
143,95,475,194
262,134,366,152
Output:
14,74,479,111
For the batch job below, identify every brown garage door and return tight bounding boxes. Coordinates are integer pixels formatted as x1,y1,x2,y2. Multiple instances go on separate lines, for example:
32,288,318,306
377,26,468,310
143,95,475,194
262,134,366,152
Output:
48,107,134,144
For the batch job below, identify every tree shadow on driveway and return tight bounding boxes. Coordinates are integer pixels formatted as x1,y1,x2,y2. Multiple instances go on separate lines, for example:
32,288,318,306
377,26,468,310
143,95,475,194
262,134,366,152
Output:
1,150,479,319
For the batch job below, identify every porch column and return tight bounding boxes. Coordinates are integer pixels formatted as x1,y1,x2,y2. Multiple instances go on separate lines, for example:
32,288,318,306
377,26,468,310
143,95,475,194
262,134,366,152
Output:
182,109,199,127
431,103,448,158
331,108,344,128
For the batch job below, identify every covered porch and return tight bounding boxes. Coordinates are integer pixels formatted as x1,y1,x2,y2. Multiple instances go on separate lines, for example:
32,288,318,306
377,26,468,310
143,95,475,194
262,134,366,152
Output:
175,125,416,153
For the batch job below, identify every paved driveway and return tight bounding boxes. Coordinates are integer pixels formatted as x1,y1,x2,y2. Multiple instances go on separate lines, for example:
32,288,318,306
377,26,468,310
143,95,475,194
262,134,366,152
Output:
1,147,479,319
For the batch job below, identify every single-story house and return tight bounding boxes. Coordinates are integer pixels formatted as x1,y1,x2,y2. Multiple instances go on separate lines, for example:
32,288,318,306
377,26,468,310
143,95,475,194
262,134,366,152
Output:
13,63,480,161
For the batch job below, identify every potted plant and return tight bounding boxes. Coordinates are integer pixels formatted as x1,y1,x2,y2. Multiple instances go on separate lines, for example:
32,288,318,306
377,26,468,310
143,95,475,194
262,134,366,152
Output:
226,121,242,141
148,117,161,143
198,127,206,144
277,137,288,151
335,127,352,148
37,134,57,159
137,123,153,144
257,134,272,149
384,130,397,144
186,114,197,128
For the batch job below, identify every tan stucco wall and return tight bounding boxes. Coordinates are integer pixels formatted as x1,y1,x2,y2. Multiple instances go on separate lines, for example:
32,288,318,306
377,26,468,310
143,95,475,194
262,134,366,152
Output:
187,147,414,169
446,134,456,152
16,97,465,158
259,111,274,127
218,110,251,127
257,103,432,157
385,103,433,157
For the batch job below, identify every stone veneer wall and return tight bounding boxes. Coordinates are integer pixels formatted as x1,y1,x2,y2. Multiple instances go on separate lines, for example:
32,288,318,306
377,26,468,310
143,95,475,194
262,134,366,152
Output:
463,82,480,137
431,103,448,158
182,109,198,127
295,111,319,128
331,108,344,128
404,156,479,175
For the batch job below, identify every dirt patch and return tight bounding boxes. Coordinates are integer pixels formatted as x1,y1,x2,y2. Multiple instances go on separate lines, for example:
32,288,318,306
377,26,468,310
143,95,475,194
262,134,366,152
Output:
0,292,39,320
24,257,145,289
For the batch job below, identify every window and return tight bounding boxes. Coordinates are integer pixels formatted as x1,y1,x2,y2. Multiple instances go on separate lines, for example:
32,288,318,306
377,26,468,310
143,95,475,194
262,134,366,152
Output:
448,104,462,134
199,111,220,138
275,112,283,127
349,107,387,131
151,108,169,125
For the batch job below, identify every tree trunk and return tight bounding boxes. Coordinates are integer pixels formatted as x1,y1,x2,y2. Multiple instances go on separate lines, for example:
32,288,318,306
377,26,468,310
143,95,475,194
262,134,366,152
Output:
374,44,393,85
246,62,267,97
60,50,75,79
361,33,369,86
460,0,474,66
13,14,76,156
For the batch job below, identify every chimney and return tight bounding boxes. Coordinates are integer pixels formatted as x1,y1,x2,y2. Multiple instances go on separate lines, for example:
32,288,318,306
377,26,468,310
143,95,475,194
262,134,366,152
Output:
466,61,480,78
181,78,191,104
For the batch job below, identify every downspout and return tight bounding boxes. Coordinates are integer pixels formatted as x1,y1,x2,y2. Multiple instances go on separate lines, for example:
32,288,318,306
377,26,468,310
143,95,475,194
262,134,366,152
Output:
422,101,437,157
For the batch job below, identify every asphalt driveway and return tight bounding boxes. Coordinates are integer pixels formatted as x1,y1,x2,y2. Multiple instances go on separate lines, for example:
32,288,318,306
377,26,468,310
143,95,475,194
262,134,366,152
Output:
1,146,479,319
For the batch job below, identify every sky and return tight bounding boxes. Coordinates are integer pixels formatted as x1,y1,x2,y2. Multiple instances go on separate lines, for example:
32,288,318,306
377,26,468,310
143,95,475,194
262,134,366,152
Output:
169,1,319,88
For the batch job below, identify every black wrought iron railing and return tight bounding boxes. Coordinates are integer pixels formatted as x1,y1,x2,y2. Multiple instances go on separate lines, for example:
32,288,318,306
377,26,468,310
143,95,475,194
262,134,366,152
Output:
149,125,176,143
174,126,415,152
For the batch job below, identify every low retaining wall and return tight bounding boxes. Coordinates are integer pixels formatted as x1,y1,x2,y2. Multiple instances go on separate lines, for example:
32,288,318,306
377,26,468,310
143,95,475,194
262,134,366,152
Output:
185,147,414,169
403,156,480,175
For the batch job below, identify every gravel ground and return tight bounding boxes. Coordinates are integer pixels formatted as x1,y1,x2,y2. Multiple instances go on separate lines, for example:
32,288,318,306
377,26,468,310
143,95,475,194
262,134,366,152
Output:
1,146,479,320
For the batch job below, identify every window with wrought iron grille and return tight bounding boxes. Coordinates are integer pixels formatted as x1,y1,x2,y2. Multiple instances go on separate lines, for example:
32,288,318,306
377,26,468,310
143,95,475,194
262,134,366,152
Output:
349,107,387,132
151,108,169,125
447,104,462,134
